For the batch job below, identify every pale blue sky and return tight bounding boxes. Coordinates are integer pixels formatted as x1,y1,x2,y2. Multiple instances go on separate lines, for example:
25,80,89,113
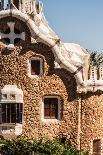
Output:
4,0,103,52
42,0,103,52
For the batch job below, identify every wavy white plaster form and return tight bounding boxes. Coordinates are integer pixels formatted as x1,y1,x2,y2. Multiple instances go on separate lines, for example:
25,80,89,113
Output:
0,10,103,91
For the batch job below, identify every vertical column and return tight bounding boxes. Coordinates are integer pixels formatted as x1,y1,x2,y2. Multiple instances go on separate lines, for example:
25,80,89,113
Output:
77,95,82,150
21,0,25,12
89,66,97,91
90,66,97,81
30,0,33,12
19,0,21,11
99,67,103,80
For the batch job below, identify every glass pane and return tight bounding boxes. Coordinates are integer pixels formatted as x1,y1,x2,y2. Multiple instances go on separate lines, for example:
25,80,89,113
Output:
2,104,6,123
31,60,40,75
11,104,16,123
17,103,23,123
44,108,50,118
7,104,10,123
44,103,50,108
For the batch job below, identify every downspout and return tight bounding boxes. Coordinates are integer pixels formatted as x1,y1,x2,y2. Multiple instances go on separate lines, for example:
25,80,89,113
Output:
77,93,83,151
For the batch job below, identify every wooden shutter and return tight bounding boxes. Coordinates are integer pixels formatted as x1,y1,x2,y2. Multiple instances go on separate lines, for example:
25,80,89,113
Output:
93,139,101,155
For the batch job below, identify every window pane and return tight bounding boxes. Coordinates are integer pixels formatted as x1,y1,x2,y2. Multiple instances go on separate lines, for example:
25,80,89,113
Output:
44,108,50,118
7,104,10,123
11,104,16,123
2,104,6,123
31,60,40,75
51,103,58,119
17,103,23,123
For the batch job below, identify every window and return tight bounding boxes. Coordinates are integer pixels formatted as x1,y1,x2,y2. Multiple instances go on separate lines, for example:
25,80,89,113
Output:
31,59,40,75
29,57,43,77
93,139,101,155
43,97,62,120
0,103,23,124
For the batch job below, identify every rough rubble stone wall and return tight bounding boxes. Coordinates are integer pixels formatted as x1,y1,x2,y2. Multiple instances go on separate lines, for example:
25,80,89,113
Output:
80,92,103,154
1,16,103,154
0,17,78,147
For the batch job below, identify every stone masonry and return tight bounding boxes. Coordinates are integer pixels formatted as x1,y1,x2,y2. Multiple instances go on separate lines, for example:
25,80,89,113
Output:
0,2,103,155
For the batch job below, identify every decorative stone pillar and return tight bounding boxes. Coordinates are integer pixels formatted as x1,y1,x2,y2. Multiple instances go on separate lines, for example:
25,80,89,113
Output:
99,67,103,80
90,66,97,81
21,0,25,12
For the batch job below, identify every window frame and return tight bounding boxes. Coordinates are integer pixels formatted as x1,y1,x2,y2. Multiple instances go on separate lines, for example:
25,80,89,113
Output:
41,96,62,122
28,57,44,78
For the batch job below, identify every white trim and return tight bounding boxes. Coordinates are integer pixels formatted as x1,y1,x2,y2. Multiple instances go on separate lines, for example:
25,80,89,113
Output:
27,56,43,78
0,85,23,103
41,96,62,123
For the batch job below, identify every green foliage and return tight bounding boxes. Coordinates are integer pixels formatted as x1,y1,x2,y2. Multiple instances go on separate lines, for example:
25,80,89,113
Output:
0,137,88,155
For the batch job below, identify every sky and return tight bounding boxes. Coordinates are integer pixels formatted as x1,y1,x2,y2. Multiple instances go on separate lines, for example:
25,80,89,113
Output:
4,0,103,52
41,0,103,52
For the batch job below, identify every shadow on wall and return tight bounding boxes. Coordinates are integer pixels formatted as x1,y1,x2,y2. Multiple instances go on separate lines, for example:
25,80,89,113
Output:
53,68,77,102
80,90,103,100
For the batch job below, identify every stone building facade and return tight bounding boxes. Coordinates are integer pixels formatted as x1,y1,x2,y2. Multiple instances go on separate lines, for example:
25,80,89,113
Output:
0,0,103,154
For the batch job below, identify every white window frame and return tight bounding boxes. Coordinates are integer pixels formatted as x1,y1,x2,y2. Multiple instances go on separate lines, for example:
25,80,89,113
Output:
27,57,43,79
41,96,62,123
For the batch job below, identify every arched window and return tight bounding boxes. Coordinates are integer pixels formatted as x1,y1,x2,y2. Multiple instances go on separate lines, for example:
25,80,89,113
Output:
93,139,101,155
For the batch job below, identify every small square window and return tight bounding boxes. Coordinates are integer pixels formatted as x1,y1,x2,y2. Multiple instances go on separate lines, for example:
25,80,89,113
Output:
43,97,62,120
28,57,43,77
31,59,40,75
